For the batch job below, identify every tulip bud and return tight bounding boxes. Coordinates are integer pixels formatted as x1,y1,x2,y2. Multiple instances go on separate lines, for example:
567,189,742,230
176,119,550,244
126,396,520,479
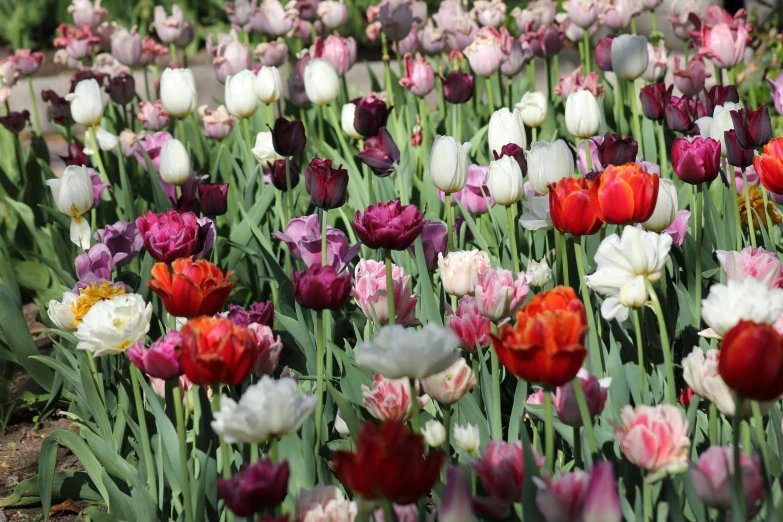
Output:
526,139,574,195
439,250,491,297
105,73,135,105
487,155,524,206
399,53,435,97
515,91,547,128
611,35,649,81
160,67,197,118
47,165,95,249
565,90,601,139
341,103,362,139
595,36,614,71
304,59,340,106
66,78,104,126
526,258,551,287
158,138,191,186
442,72,474,104
198,184,229,216
225,70,259,119
429,135,470,194
643,179,678,233
254,66,283,105
318,1,349,29
488,107,527,158
453,423,480,453
305,158,349,210
252,131,284,167
422,420,446,447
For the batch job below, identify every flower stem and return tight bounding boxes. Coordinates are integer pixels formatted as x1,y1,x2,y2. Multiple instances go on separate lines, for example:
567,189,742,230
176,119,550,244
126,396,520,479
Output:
506,206,520,274
242,118,252,152
742,169,757,247
490,323,502,440
657,122,668,177
327,103,357,174
314,310,325,465
751,401,770,473
409,377,421,433
583,138,593,173
544,389,554,474
284,157,292,224
321,209,328,266
443,404,452,457
571,378,597,463
694,183,704,327
27,77,41,135
385,250,396,325
573,426,582,469
131,366,157,500
178,117,187,142
732,394,747,521
485,77,495,114
644,279,676,404
88,126,110,185
173,381,194,522
629,80,643,148
545,58,553,106
555,230,569,287
728,159,743,251
169,43,178,64
709,403,719,445
445,193,455,253
761,187,775,244
573,240,602,375
418,97,430,171
643,480,652,522
381,33,395,111
632,309,648,400
582,31,591,74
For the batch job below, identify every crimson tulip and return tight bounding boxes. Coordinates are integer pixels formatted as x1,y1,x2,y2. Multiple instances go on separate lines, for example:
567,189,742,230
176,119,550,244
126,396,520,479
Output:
549,177,603,236
704,85,739,117
595,36,614,72
136,209,216,263
753,137,783,194
591,163,659,225
724,130,754,169
671,136,722,185
270,117,306,156
59,142,90,166
442,72,474,104
353,200,425,250
266,158,300,192
718,321,783,401
180,316,258,385
332,421,446,504
730,106,772,150
639,83,673,121
198,183,229,216
358,127,400,177
292,264,352,311
218,459,290,517
305,158,348,209
148,258,234,318
354,95,393,138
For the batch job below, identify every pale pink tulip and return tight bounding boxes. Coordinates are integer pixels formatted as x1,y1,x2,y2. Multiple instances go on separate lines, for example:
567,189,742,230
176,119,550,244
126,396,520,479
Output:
361,374,429,422
153,4,187,43
672,57,709,98
351,259,420,326
439,164,494,215
69,0,108,29
690,446,763,516
393,24,420,56
137,100,170,132
8,49,45,77
111,27,143,67
471,0,506,28
317,1,348,29
53,23,100,60
208,31,251,84
565,0,598,29
554,368,611,427
716,246,783,289
418,19,446,55
669,1,700,40
199,105,237,141
554,65,604,100
254,39,289,67
311,35,352,76
248,323,282,376
599,0,633,31
399,53,435,96
464,27,505,77
663,210,690,248
534,462,621,522
473,267,529,322
642,41,668,82
698,22,751,69
421,358,476,404
511,0,557,32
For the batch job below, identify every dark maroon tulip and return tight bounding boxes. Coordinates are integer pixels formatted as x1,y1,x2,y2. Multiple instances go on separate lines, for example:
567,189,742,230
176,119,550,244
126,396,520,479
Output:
226,301,275,328
730,106,772,150
218,459,290,517
665,96,705,134
69,67,105,92
292,265,352,311
595,36,614,72
41,89,73,126
198,183,229,216
725,130,754,169
305,158,349,210
105,73,136,105
529,25,563,58
353,96,393,138
442,72,474,104
271,117,306,156
639,83,673,121
266,159,300,192
703,85,739,117
59,142,91,166
671,136,721,185
492,144,527,176
0,110,30,134
599,133,638,167
353,200,425,251
408,220,447,271
357,127,400,177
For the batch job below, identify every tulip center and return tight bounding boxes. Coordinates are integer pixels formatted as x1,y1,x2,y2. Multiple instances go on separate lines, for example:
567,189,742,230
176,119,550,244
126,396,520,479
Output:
71,281,127,327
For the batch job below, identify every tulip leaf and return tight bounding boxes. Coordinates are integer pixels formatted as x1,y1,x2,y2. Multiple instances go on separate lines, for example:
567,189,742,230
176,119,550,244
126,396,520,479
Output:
139,148,172,212
115,149,136,221
508,379,527,444
326,381,362,443
519,424,544,522
0,471,101,508
412,236,442,325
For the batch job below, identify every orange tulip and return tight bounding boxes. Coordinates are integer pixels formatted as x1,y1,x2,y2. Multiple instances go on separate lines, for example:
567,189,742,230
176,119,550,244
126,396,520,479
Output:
490,286,588,387
148,257,234,318
180,316,258,385
591,163,659,225
753,137,783,195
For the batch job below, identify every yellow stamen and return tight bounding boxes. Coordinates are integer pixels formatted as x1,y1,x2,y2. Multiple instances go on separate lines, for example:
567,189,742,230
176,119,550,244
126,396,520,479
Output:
71,281,126,328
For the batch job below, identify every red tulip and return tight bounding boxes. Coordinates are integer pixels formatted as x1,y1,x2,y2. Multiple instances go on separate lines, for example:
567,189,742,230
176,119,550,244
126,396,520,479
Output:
549,177,603,236
180,316,258,385
591,163,659,225
754,137,783,194
671,136,722,185
148,258,234,318
292,264,352,311
718,321,783,401
353,200,425,251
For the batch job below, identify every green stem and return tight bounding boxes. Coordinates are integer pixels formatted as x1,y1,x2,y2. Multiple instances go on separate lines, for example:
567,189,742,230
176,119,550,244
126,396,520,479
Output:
485,77,495,114
714,64,723,86
732,395,747,521
443,404,452,456
762,188,775,245
694,184,703,327
27,76,41,135
381,33,395,110
571,378,597,463
266,103,275,127
573,240,602,376
632,309,648,400
269,436,279,463
178,117,187,142
88,126,111,185
490,324,502,440
284,157,292,225
445,193,454,253
709,403,718,445
582,30,591,74
644,279,676,404
321,209,328,266
631,16,638,35
174,382,194,522
742,169,757,247
728,159,743,251
751,401,770,473
657,122,668,177
614,79,624,137
506,206,520,274
527,62,535,92
643,480,652,522
532,127,538,142
385,250,396,325
314,310,325,464
650,11,659,41
583,138,594,173
545,58,553,106
144,68,151,101
573,426,582,469
242,118,252,151
629,80,643,147
418,98,430,173
544,389,554,474
131,366,157,499
327,103,357,173
169,43,178,64
409,377,421,432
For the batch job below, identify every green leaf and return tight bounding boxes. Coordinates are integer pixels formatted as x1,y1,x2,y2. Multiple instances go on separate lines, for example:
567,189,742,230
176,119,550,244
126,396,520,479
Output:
0,471,101,508
0,284,53,390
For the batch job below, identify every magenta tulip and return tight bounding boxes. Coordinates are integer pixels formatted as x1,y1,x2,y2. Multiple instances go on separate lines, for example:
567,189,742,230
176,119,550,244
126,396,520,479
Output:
671,136,722,185
352,200,425,251
128,331,183,380
358,127,400,177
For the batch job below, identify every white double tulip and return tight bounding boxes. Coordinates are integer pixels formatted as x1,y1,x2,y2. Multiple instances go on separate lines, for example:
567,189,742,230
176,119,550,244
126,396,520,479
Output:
486,155,524,206
304,59,340,106
565,91,601,138
47,165,95,249
48,291,79,332
430,135,470,193
75,294,152,357
67,79,104,127
254,66,283,105
226,70,259,119
526,258,552,287
160,68,197,118
515,91,548,128
611,35,650,81
701,278,783,338
158,138,191,185
643,179,678,232
488,107,527,156
438,249,491,297
526,140,574,195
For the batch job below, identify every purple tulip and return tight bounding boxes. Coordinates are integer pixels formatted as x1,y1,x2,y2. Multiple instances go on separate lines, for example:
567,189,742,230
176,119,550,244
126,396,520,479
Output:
137,101,170,131
128,331,183,380
273,214,361,273
0,111,30,134
529,24,563,58
198,184,229,216
534,462,622,522
703,85,739,117
105,73,135,105
226,301,275,329
292,265,352,311
288,54,311,107
353,200,424,251
270,117,306,157
767,73,783,115
218,459,290,517
730,106,772,150
409,220,447,271
665,96,705,134
254,39,289,67
673,57,709,98
111,27,143,66
134,131,173,171
440,466,474,522
75,243,114,285
305,158,348,210
493,144,527,177
595,36,614,71
353,95,393,138
600,133,638,167
94,220,143,266
639,83,673,121
88,168,111,209
160,172,207,211
440,165,494,216
41,89,73,126
379,0,413,41
135,209,215,263
358,127,400,177
442,71,474,104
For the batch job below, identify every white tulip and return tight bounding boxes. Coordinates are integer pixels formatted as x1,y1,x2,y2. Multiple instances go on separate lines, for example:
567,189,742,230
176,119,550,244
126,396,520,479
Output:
334,410,350,436
355,323,461,379
515,91,548,128
422,420,447,447
453,423,480,453
487,155,524,206
694,116,712,139
643,179,678,233
526,140,574,195
295,486,357,522
526,258,551,287
160,68,197,118
710,102,743,156
158,138,191,185
488,107,527,156
565,91,601,139
341,103,362,139
304,58,340,106
66,79,104,126
429,135,470,193
254,66,283,104
438,249,491,297
47,165,95,250
75,294,152,357
48,291,79,332
519,187,553,231
251,131,284,166
83,126,118,155
611,35,649,81
682,347,773,418
584,226,672,322
225,70,259,119
701,278,783,338
211,376,317,444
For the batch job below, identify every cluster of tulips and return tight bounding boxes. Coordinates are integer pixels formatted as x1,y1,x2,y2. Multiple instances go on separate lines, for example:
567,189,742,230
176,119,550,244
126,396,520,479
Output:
3,0,783,521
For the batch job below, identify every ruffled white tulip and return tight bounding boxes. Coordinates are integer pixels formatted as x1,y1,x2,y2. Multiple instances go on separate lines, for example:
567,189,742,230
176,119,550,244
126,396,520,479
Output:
701,278,783,338
75,294,152,357
526,258,552,287
304,59,339,106
225,70,259,119
488,107,527,156
47,165,95,250
526,140,574,195
355,323,461,379
160,68,197,118
709,102,743,156
341,103,362,139
611,34,649,81
48,291,79,332
643,179,678,232
487,155,524,206
584,226,672,322
453,423,480,453
254,66,283,104
251,131,284,166
83,126,118,155
211,376,317,443
158,138,191,185
67,79,104,126
422,420,447,447
565,90,601,138
429,135,470,193
295,486,357,522
515,91,548,128
438,249,491,297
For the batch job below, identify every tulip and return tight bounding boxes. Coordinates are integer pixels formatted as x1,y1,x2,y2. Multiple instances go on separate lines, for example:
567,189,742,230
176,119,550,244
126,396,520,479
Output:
270,117,306,157
137,100,170,131
0,111,30,134
318,1,348,28
352,259,419,326
528,24,563,59
672,57,709,98
643,179,678,233
591,163,659,225
292,264,352,311
180,316,257,385
254,66,283,105
66,79,104,126
515,91,547,128
252,131,284,167
527,141,573,196
565,90,601,139
157,138,191,186
358,127,400,177
472,0,506,27
598,133,638,167
725,130,754,169
442,164,493,215
47,292,79,332
304,59,340,106
438,250,491,297
698,20,750,69
398,53,434,96
448,424,478,455
418,19,445,55
253,39,288,67
474,266,529,322
718,321,783,402
535,463,621,522
94,220,143,266
218,459,290,517
273,215,360,272
47,165,95,249
53,24,100,60
103,73,135,106
409,220,447,271
353,200,424,251
442,71,474,104
148,258,233,318
332,422,446,504
421,358,476,404
487,107,526,157
595,36,614,71
362,374,428,422
72,244,112,287
224,70,259,119
341,103,362,139
446,295,491,351
226,301,275,329
671,136,722,185
486,155,524,207
665,96,703,134
136,209,215,263
702,85,738,117
491,286,588,386
501,32,533,77
690,446,763,516
472,440,544,505
41,89,73,126
74,293,152,357
428,135,469,194
611,35,649,81
754,137,783,194
464,27,505,77
549,177,602,236
310,35,352,77
716,247,783,289
418,420,446,448
69,0,107,29
198,105,236,142
701,278,783,339
160,68,197,118
305,158,348,209
730,106,772,150
709,102,743,154
639,83,673,121
642,41,668,82
768,73,783,115
353,95,392,139
295,486,357,522
520,187,555,232
356,324,460,380
8,49,44,77
128,330,183,380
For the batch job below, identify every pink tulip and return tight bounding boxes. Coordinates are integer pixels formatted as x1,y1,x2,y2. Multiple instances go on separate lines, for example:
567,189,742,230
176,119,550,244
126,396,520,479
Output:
253,39,289,67
439,164,494,215
698,22,751,69
464,27,505,77
554,369,611,427
361,374,429,422
421,358,476,404
512,0,557,33
447,295,491,351
716,246,783,289
111,27,143,67
767,72,783,115
554,65,604,101
138,37,170,66
612,404,690,481
672,57,709,98
472,440,545,504
642,41,668,82
599,0,634,31
317,1,348,29
566,0,598,29
473,268,529,322
53,23,100,60
472,0,506,28
577,136,604,175
137,101,170,132
310,35,352,76
251,0,296,37
199,105,237,141
248,323,282,376
399,52,435,96
663,210,690,248
434,0,478,51
534,462,621,522
208,31,251,84
153,4,187,43
351,259,420,326
669,1,700,40
128,330,183,380
8,49,45,77
393,24,420,56
418,20,446,55
499,28,532,77
273,214,361,273
69,0,108,29
133,131,172,171
690,446,763,516
224,0,258,27
373,504,419,522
